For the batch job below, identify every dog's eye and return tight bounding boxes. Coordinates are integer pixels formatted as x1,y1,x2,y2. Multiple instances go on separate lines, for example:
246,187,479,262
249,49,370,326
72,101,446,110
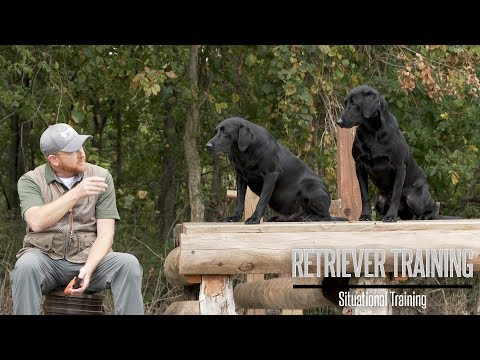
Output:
221,129,227,135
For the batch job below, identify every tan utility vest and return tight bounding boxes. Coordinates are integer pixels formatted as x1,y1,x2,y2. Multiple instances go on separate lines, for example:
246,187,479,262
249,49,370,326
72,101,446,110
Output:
17,163,109,263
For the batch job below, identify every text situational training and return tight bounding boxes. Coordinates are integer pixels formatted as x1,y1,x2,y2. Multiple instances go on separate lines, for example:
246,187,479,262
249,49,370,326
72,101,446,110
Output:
338,291,427,310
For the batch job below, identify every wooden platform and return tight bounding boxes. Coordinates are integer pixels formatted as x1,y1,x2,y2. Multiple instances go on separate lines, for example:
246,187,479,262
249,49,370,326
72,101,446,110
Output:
175,220,480,275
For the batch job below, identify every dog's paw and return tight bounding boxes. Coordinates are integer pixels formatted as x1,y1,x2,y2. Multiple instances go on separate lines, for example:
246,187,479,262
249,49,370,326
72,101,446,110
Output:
359,214,372,221
383,213,398,222
223,215,242,222
245,217,260,224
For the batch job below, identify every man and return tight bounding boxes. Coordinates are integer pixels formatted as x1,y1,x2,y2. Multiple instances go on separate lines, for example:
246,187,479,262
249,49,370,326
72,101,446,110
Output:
11,123,144,315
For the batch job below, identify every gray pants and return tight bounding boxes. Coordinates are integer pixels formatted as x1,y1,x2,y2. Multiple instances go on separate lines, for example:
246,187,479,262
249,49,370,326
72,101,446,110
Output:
10,250,144,315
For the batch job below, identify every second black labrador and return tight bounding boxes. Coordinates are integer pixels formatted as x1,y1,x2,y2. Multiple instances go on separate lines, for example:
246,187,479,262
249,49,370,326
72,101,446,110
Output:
206,117,344,224
337,85,453,222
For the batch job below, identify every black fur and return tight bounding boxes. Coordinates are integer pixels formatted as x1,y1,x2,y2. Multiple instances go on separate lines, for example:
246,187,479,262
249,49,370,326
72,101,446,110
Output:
206,117,346,224
337,85,456,222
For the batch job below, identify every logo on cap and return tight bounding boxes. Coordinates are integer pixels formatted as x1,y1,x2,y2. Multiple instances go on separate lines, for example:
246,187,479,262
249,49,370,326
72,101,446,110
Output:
59,128,75,141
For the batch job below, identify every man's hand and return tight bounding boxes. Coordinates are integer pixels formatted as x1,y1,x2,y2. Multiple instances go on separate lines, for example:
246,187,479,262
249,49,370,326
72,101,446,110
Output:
72,176,108,199
68,266,92,295
25,176,108,232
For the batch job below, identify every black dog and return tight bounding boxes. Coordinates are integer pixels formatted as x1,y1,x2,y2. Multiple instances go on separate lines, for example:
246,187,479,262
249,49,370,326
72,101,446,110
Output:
337,85,451,222
206,117,343,224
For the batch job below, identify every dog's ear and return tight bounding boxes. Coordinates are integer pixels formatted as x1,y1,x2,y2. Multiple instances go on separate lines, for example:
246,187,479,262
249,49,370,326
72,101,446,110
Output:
363,90,381,118
378,95,397,126
238,124,255,152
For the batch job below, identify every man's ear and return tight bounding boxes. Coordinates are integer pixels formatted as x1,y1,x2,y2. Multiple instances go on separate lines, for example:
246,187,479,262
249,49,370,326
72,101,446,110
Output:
47,154,60,167
363,91,381,118
238,125,255,152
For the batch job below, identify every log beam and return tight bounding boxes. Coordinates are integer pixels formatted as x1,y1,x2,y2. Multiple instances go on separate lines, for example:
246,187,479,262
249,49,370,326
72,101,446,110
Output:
179,226,480,275
164,246,201,286
234,277,334,310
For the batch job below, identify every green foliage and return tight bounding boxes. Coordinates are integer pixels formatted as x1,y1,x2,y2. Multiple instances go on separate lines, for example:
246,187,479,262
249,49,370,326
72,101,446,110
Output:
0,45,479,314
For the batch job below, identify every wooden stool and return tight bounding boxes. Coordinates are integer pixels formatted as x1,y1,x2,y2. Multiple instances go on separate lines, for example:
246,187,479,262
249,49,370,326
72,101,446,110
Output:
43,289,105,315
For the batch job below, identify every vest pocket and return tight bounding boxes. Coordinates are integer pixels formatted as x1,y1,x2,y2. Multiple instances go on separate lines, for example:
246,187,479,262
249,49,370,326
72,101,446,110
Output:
76,233,96,252
25,232,55,251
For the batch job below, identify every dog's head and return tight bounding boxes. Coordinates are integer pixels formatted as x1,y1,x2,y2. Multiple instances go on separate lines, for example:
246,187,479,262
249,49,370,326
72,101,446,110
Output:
206,117,256,154
337,85,383,128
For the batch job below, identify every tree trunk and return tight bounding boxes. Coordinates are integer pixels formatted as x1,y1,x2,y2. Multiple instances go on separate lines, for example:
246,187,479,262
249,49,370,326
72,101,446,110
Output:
114,99,122,187
158,114,178,243
6,115,22,216
205,156,223,222
183,45,204,222
27,121,35,171
92,98,106,157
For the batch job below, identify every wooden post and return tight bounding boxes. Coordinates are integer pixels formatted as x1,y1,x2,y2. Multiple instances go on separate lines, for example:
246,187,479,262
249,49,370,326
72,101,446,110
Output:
336,125,391,315
244,187,266,315
336,126,361,221
199,275,236,315
244,187,259,222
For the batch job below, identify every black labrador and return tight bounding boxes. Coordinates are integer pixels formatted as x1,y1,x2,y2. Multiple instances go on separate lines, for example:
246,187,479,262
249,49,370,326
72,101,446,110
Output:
206,117,344,224
337,85,452,222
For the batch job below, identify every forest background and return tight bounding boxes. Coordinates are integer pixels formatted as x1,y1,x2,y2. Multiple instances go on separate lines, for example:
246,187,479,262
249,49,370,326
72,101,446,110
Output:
0,45,479,314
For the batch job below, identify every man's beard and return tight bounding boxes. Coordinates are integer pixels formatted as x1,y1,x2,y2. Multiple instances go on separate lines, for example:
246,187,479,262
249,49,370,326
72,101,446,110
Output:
60,160,86,175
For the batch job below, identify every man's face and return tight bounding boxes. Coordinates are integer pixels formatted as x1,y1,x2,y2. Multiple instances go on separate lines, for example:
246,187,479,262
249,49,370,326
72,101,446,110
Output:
52,146,87,174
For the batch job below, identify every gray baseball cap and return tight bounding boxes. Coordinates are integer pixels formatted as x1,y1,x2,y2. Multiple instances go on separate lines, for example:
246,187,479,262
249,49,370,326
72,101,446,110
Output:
40,123,92,156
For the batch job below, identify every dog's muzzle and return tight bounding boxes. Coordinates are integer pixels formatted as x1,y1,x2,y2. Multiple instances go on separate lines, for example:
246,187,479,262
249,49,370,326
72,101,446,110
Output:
206,142,214,151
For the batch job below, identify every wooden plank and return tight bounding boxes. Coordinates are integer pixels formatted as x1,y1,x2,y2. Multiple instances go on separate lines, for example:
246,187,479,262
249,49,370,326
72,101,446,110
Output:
336,125,362,221
199,275,236,315
179,230,480,274
181,220,480,234
227,189,238,199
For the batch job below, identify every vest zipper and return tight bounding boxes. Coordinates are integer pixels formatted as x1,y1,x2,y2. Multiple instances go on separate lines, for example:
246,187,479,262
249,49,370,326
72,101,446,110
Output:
67,208,74,255
54,182,73,260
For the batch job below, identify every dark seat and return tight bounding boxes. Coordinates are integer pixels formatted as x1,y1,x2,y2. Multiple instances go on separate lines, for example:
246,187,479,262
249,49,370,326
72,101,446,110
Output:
43,288,105,315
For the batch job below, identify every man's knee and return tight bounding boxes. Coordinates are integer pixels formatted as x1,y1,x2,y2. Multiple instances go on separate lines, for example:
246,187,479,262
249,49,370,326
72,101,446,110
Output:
117,253,143,277
11,251,44,279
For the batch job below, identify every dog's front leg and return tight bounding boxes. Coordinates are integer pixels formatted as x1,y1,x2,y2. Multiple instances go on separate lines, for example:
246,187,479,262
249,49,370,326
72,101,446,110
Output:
383,163,406,222
246,172,279,224
224,172,247,222
356,163,372,221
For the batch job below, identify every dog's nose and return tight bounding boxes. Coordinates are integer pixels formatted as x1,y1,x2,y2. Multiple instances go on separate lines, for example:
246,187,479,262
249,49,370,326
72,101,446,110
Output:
336,118,343,125
206,142,213,151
